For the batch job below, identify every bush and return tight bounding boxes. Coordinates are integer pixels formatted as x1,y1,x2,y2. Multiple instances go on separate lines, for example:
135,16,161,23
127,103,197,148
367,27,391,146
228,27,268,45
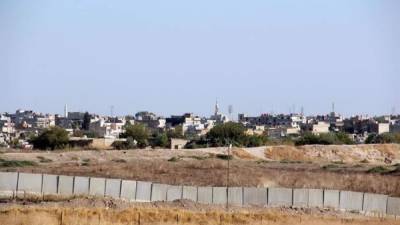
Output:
0,158,38,167
295,132,354,146
112,137,136,150
31,126,69,150
216,154,233,160
365,133,400,144
367,166,391,174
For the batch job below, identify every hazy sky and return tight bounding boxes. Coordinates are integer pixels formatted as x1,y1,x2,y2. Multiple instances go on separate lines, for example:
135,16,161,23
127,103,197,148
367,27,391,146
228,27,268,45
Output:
1,0,399,117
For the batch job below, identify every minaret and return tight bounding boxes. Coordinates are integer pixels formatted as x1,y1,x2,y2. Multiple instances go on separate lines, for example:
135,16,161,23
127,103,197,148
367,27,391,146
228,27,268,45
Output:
64,104,68,118
214,100,219,116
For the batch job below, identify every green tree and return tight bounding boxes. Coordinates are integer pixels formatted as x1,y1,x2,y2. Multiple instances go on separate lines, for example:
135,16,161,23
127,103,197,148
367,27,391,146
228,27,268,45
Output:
31,126,69,150
120,123,149,148
206,122,247,146
152,133,169,148
167,125,184,139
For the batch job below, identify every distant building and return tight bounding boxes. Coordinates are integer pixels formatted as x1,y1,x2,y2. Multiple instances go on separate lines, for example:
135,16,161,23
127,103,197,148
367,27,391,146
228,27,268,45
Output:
312,121,330,134
170,138,188,150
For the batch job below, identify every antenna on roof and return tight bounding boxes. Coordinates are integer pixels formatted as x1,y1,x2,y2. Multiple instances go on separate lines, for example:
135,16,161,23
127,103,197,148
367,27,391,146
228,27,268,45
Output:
110,105,114,117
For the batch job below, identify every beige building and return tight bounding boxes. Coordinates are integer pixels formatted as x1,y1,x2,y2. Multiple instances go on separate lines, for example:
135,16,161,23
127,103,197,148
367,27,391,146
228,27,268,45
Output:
312,121,330,134
170,138,188,150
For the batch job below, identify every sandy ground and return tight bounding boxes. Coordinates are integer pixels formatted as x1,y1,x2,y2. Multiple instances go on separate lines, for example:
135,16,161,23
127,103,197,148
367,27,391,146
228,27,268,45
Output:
0,197,399,225
0,144,399,196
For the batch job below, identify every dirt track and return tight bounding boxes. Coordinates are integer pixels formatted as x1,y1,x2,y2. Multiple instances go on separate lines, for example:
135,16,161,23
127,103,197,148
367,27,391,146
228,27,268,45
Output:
0,144,399,196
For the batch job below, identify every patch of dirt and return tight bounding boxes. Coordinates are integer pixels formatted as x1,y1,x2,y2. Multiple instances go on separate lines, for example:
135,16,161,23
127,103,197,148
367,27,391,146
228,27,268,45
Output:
231,148,258,160
265,144,400,164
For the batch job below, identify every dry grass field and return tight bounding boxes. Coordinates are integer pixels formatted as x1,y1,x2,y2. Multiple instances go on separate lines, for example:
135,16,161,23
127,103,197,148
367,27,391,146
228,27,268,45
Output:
0,197,399,225
0,144,399,196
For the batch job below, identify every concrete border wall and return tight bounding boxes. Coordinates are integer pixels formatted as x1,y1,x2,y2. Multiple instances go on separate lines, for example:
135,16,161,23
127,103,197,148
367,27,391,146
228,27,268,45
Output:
1,172,400,217
339,191,364,211
42,174,58,195
268,188,293,207
212,187,227,205
73,176,89,195
0,172,18,191
182,186,197,202
167,185,182,201
120,180,136,201
135,181,152,202
89,177,106,196
293,189,309,207
363,193,388,214
228,187,243,206
151,183,168,202
197,186,212,204
105,178,121,198
324,190,339,209
243,187,267,206
58,175,74,195
387,197,400,216
308,189,323,208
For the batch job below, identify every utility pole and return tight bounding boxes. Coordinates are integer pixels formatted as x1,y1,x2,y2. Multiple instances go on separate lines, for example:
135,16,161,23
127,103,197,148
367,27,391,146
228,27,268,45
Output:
226,142,232,211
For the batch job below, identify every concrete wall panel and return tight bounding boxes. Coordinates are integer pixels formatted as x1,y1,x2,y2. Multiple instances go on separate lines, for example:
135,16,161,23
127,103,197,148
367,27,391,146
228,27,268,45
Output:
323,190,339,209
243,187,268,206
120,180,136,201
0,191,13,199
167,185,182,201
135,181,152,202
308,189,323,208
73,176,89,195
18,173,42,193
151,183,168,202
339,191,364,211
182,186,197,202
58,175,74,195
0,172,18,191
268,187,293,207
387,197,400,216
228,187,243,206
363,193,387,214
197,186,212,204
293,189,309,207
89,177,106,196
212,187,227,205
105,178,121,198
42,174,58,195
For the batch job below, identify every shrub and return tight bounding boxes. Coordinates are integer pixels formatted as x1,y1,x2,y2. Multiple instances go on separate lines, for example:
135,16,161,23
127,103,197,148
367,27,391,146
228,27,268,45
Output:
367,166,392,174
365,133,400,144
216,154,233,160
0,158,38,167
295,132,354,146
37,156,53,163
112,137,136,150
168,156,180,162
